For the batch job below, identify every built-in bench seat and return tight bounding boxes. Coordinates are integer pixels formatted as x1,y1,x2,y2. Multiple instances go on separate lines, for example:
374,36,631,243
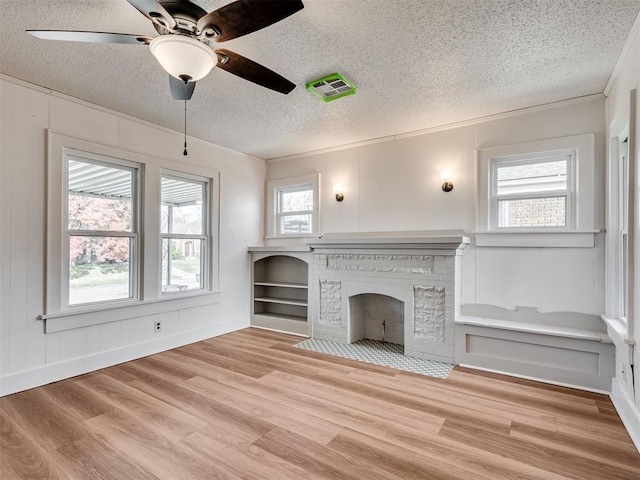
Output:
455,304,615,392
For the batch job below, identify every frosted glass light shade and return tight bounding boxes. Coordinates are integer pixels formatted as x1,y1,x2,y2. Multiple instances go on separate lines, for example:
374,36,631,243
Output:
149,35,217,82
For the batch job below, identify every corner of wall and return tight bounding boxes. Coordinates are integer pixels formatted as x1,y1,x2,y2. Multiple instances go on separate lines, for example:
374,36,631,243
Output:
610,378,640,452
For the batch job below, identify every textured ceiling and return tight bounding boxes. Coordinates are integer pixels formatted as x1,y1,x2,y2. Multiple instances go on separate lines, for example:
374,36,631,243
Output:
1,0,639,159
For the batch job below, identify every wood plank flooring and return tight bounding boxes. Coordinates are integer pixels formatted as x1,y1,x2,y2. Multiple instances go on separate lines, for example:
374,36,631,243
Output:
1,327,639,479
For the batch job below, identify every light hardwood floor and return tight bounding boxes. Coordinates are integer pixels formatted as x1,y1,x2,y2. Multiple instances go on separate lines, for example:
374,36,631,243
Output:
1,327,639,479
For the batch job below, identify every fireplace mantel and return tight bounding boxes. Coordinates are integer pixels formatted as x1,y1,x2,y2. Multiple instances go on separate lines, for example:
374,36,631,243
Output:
306,230,469,364
306,230,470,251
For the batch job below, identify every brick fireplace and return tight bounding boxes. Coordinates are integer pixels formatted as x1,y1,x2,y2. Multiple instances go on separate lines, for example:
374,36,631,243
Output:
306,232,469,363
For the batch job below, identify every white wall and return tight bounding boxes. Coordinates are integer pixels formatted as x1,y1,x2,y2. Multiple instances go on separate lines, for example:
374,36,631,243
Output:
604,14,640,450
268,96,606,315
0,76,265,396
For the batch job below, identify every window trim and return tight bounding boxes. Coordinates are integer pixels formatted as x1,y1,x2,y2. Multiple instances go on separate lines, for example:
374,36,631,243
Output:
45,132,221,329
476,133,596,248
267,174,321,238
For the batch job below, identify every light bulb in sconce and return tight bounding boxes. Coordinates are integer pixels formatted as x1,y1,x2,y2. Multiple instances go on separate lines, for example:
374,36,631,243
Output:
333,185,345,202
440,171,453,192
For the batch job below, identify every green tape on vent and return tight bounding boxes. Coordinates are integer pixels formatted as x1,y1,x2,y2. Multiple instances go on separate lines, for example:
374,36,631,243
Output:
306,73,356,102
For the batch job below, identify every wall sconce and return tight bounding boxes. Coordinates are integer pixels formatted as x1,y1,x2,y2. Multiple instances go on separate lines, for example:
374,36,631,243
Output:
440,171,454,192
333,185,345,202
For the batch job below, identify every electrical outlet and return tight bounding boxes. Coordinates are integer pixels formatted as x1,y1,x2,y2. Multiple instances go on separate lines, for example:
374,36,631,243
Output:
154,320,162,333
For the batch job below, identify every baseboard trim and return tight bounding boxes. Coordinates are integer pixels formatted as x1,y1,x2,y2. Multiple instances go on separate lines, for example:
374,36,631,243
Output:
0,317,248,397
610,378,640,453
458,363,611,395
249,325,310,338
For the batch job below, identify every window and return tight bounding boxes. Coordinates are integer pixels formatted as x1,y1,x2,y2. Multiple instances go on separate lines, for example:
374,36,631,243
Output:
267,174,320,237
490,152,574,229
603,91,636,328
161,173,209,293
277,184,314,234
46,132,220,328
476,133,595,247
619,138,629,319
65,155,139,307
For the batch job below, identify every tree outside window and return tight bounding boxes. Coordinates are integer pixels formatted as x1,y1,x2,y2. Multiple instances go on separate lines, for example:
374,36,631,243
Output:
267,174,320,238
277,184,314,234
161,174,209,293
66,158,138,306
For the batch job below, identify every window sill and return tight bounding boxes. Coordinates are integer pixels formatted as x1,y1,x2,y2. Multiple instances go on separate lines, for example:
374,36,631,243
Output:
41,290,221,333
601,315,635,363
474,229,600,248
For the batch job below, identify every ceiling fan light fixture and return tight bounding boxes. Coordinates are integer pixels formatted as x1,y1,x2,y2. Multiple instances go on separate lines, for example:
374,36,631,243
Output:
149,35,217,82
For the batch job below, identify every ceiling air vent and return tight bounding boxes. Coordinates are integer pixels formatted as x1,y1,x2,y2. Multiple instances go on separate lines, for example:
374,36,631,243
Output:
306,73,356,102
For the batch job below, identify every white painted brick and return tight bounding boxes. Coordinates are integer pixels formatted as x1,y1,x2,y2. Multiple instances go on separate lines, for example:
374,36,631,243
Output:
307,243,464,363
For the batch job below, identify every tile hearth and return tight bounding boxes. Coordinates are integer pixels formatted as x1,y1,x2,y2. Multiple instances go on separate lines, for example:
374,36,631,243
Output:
293,338,454,379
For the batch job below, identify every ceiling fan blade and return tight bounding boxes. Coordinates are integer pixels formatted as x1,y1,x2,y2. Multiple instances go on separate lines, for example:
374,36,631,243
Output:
126,0,176,29
27,30,152,44
169,75,196,100
197,0,304,42
215,49,295,94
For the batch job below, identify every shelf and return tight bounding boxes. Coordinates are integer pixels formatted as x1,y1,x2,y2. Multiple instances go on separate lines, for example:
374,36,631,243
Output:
254,296,308,307
252,313,310,336
253,312,308,322
254,281,308,289
251,252,310,336
248,246,311,252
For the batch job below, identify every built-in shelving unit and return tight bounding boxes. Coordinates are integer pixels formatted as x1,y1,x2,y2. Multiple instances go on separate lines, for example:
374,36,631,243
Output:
248,247,311,336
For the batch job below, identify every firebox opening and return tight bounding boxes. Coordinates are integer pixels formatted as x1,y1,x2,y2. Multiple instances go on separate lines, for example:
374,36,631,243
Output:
348,293,404,349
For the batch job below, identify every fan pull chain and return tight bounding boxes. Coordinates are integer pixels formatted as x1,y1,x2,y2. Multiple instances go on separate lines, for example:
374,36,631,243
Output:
183,98,188,156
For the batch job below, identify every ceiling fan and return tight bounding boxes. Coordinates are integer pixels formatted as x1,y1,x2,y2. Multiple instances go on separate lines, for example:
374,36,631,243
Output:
27,0,304,100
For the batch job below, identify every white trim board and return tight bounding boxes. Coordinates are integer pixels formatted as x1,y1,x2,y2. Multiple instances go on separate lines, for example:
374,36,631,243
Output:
0,73,262,161
474,230,600,248
0,317,248,397
476,133,596,238
267,94,604,162
458,364,611,395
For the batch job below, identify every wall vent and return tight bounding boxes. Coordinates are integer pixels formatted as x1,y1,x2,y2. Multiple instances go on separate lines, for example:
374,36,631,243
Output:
306,73,356,102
